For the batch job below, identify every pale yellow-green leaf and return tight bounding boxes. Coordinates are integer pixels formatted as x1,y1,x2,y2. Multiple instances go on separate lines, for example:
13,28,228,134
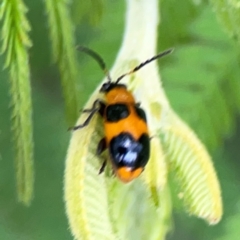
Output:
108,178,172,240
143,137,167,201
161,110,222,224
64,94,119,240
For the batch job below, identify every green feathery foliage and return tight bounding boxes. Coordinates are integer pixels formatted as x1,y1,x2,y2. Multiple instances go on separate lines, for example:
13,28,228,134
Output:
218,205,240,240
210,0,240,42
44,0,80,125
162,7,240,150
159,0,205,48
2,0,240,239
0,0,34,205
72,0,104,25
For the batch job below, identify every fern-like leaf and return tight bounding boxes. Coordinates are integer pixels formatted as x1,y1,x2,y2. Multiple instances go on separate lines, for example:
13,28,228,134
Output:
210,0,240,41
44,0,80,125
72,0,104,25
162,8,240,150
0,0,34,205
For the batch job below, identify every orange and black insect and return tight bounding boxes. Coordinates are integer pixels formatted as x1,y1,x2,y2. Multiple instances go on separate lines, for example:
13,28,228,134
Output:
72,46,172,183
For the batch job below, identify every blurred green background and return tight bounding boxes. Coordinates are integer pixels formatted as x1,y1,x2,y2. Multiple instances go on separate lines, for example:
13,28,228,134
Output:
1,0,240,239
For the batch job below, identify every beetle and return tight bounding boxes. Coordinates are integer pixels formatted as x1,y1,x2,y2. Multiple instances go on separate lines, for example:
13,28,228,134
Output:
71,46,173,182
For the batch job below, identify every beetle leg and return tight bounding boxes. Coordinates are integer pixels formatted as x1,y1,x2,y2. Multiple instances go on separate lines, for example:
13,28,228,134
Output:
82,99,103,113
82,100,106,117
97,138,107,174
98,101,106,117
135,102,141,107
98,160,107,174
149,135,156,140
97,138,107,155
69,109,99,130
97,140,114,177
69,100,106,131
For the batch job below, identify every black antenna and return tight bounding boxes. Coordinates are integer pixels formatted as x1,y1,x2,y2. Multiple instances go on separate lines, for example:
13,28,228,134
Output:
77,46,112,83
115,48,174,84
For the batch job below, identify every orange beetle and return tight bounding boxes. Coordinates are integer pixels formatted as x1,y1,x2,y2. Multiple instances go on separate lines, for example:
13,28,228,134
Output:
72,46,172,182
